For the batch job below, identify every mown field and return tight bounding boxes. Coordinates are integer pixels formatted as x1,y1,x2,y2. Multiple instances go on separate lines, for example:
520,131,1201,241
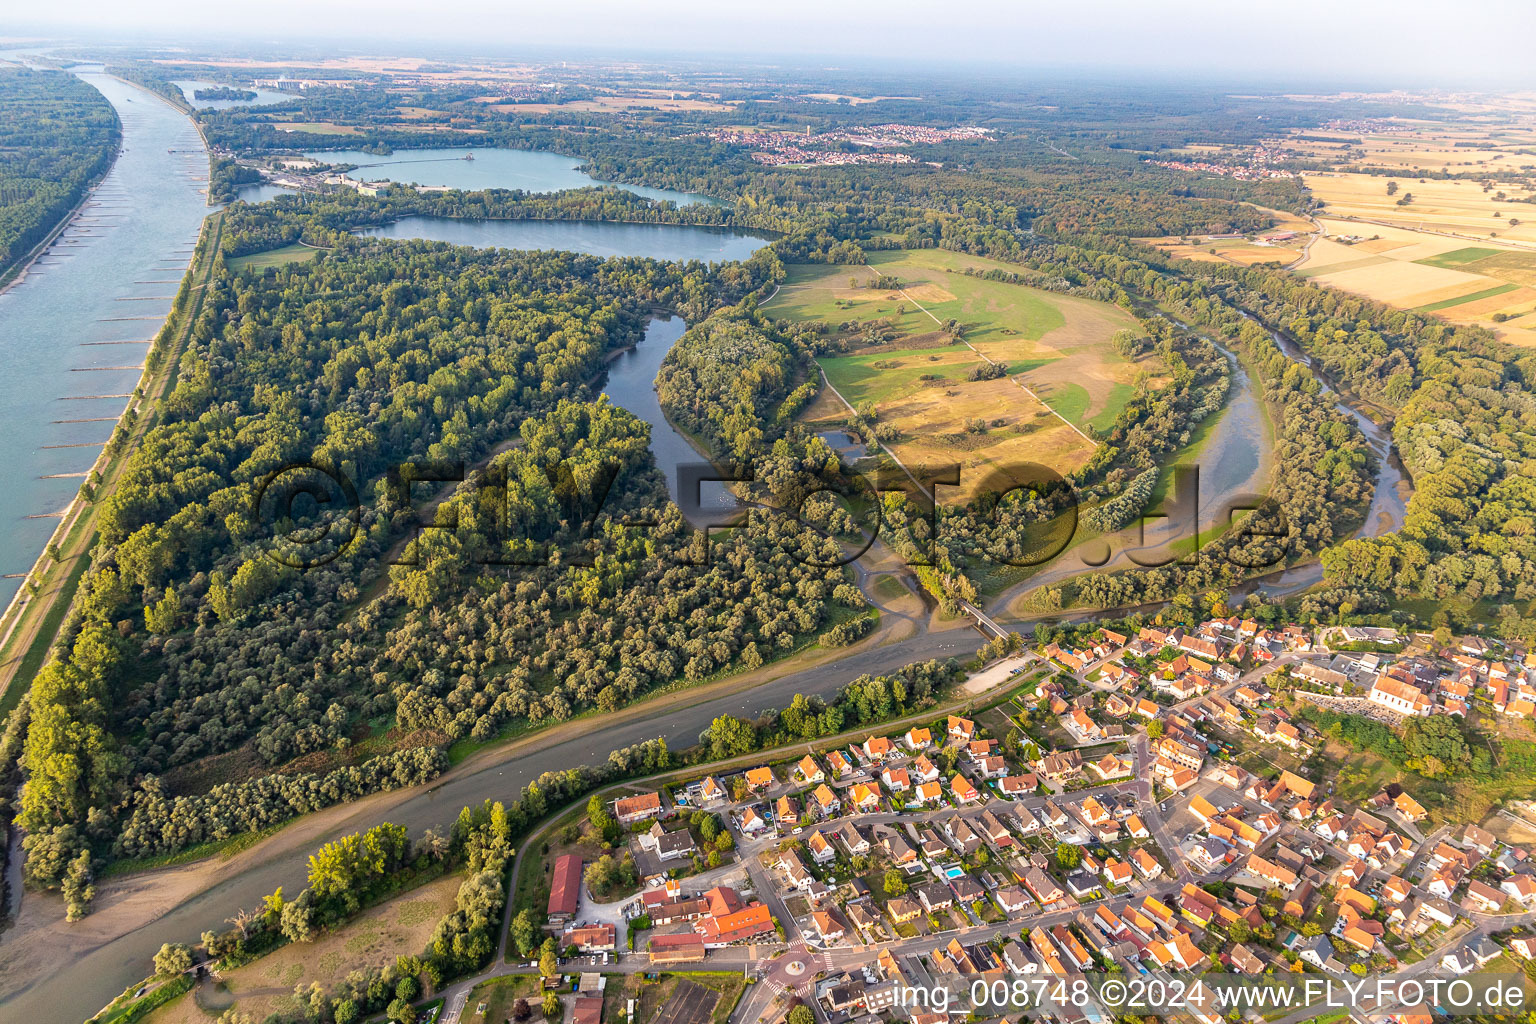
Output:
141,874,460,1024
226,242,320,272
766,248,1148,500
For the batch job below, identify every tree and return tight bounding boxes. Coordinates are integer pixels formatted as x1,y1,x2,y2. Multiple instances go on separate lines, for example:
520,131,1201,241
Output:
707,715,756,760
543,992,561,1018
788,1006,816,1024
1055,843,1082,870
153,942,194,978
387,997,417,1024
513,999,532,1021
510,908,541,956
539,938,558,979
883,869,909,897
587,794,616,840
62,849,94,921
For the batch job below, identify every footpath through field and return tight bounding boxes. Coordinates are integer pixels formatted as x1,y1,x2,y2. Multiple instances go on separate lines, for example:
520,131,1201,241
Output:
862,264,1096,446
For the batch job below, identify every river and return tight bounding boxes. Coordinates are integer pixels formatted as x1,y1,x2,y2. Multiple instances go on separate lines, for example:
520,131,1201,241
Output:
1230,320,1412,596
305,146,719,206
0,69,208,611
988,338,1275,616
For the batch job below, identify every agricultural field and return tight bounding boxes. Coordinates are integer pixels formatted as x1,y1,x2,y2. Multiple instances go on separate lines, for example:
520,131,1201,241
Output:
1293,218,1536,346
1282,116,1536,175
765,248,1148,501
140,873,461,1024
1303,170,1536,247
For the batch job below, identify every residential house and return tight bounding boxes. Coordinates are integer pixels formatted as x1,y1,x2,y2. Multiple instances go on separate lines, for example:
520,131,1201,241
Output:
739,806,769,835
951,774,981,805
849,783,882,812
614,792,663,826
1024,867,1064,904
694,886,774,944
862,736,894,762
564,924,617,953
1465,879,1506,913
796,755,825,784
917,882,955,914
640,821,697,863
1039,750,1083,780
947,716,976,744
912,781,943,806
1131,848,1163,880
699,776,727,806
1502,874,1536,908
999,774,1037,797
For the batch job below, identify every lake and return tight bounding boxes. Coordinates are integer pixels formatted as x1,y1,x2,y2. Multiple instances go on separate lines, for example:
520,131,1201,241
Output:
233,182,300,204
305,146,718,206
356,214,767,263
172,79,297,110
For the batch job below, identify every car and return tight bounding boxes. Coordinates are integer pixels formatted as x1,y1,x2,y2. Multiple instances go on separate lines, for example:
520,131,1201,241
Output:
792,826,803,834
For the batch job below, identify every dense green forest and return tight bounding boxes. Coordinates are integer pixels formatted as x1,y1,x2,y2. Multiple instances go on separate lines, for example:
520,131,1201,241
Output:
0,67,118,279
12,193,868,908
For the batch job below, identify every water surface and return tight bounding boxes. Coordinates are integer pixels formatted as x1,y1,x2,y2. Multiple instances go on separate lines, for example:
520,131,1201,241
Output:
306,146,717,206
0,71,208,608
599,317,738,515
357,215,766,264
171,79,297,110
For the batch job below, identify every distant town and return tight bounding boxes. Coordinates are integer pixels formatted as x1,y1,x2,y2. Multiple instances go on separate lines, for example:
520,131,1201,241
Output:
699,124,991,167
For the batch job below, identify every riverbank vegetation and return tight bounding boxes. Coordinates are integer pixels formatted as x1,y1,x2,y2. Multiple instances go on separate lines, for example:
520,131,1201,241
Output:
0,67,119,283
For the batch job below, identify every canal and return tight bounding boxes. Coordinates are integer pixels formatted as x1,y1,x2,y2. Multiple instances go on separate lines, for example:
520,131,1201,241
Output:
0,69,208,609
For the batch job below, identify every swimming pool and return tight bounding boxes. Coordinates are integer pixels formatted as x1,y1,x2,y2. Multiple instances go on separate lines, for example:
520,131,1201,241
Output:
943,865,966,880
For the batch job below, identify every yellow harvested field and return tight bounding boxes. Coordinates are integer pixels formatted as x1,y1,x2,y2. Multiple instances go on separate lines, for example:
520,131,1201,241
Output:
1153,241,1297,266
877,377,1095,501
1310,259,1486,306
1285,215,1536,346
1305,171,1536,247
1452,286,1536,317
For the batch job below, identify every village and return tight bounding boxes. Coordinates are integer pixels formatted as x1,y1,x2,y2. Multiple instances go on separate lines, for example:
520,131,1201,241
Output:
697,124,990,167
510,617,1536,1024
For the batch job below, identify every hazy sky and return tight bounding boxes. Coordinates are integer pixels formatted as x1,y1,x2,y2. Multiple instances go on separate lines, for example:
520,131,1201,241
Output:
12,0,1536,87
